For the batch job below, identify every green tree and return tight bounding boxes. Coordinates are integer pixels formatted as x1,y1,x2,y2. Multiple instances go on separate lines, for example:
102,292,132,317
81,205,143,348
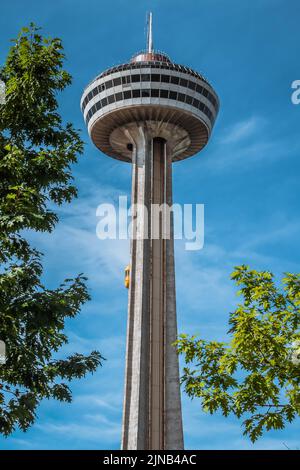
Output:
177,265,300,442
0,24,103,436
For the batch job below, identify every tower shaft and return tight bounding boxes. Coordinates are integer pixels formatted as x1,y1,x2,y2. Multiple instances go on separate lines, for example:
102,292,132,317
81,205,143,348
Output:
121,125,184,450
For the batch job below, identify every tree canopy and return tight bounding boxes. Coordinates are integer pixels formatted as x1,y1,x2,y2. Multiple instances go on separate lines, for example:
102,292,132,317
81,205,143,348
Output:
0,24,103,436
177,265,300,442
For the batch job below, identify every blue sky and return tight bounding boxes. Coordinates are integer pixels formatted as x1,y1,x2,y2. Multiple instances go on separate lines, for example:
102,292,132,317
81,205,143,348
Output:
1,0,300,450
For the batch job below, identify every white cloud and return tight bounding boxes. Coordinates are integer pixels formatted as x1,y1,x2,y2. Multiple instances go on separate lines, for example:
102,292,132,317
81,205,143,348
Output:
220,116,262,145
194,114,299,173
27,179,130,287
74,393,122,412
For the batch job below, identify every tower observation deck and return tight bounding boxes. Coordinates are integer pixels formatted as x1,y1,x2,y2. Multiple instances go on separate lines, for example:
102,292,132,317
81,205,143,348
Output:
81,13,219,450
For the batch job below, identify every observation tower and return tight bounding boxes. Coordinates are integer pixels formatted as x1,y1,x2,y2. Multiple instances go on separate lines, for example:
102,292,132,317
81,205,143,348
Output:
81,13,219,450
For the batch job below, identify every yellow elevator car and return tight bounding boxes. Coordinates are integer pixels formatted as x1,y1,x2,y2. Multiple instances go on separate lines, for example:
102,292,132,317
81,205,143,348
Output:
124,265,130,289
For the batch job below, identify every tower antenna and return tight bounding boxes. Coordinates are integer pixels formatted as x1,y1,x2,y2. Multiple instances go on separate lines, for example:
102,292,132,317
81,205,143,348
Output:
147,11,153,53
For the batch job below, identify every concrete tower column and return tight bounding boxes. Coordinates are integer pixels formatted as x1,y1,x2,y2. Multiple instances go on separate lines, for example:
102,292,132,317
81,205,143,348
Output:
121,124,184,450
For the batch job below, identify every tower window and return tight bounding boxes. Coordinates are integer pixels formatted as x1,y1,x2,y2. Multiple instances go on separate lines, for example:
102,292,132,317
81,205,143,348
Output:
170,76,179,85
151,89,159,97
131,75,140,83
123,90,132,99
160,89,168,98
122,75,130,84
209,94,216,107
132,89,140,98
151,74,160,82
179,78,188,87
113,77,121,87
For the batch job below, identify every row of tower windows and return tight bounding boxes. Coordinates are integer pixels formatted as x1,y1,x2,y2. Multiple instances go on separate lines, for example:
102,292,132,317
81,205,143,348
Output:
95,61,209,85
82,73,218,112
85,88,215,125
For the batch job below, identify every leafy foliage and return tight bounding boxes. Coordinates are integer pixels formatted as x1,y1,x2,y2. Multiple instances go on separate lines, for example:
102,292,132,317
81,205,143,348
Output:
0,24,103,436
177,265,300,442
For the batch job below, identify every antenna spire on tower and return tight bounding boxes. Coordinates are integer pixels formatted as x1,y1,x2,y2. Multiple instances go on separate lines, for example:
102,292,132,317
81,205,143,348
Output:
147,11,153,53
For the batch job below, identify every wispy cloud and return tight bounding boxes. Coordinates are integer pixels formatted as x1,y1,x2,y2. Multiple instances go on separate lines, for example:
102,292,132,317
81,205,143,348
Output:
220,116,263,145
194,114,299,173
27,179,130,287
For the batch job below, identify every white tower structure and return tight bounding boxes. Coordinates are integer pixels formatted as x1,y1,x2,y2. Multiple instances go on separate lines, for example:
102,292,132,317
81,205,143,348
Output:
81,13,219,450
